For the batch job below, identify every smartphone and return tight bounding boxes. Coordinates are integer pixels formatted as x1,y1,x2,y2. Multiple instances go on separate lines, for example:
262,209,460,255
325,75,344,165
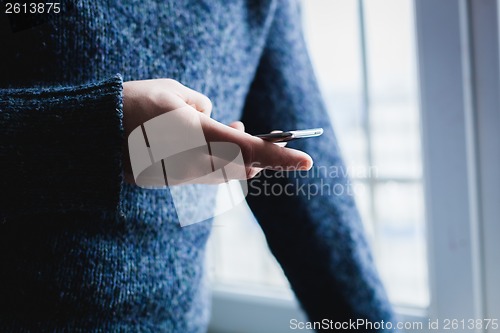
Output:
255,128,323,143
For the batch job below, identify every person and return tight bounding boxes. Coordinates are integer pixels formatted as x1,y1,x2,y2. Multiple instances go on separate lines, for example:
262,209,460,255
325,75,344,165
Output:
0,1,395,332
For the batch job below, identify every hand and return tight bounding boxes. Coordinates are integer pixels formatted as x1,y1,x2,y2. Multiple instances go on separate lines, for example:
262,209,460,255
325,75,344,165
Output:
122,79,312,184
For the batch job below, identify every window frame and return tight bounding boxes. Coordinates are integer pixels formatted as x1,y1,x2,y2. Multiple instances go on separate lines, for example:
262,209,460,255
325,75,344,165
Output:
466,0,500,324
415,0,500,328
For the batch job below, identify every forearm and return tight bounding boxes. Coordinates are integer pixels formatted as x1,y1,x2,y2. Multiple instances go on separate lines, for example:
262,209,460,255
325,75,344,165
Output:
242,0,395,329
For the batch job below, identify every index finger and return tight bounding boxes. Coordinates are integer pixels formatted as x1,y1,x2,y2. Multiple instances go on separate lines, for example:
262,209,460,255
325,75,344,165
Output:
200,114,312,171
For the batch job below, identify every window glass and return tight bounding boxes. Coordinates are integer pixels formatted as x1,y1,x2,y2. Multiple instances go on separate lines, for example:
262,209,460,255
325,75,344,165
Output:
207,0,428,309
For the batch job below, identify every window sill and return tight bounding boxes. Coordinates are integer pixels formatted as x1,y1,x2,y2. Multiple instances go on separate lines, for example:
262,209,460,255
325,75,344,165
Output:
208,283,428,333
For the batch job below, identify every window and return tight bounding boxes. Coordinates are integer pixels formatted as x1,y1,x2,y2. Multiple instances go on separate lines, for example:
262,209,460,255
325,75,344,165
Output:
301,0,427,307
208,0,500,332
208,0,426,306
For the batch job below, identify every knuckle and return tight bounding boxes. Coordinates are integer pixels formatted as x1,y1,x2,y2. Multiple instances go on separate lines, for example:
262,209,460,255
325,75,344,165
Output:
201,95,213,112
203,95,212,107
163,78,179,85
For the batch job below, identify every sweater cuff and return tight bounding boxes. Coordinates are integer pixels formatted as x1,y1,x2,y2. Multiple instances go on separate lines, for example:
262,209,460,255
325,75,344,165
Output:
0,75,124,220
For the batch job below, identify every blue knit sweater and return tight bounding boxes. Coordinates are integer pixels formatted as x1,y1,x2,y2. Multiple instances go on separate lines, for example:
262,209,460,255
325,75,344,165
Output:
0,1,394,332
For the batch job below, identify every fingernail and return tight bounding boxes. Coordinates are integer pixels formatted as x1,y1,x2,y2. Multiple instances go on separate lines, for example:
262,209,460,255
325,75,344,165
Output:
298,160,313,170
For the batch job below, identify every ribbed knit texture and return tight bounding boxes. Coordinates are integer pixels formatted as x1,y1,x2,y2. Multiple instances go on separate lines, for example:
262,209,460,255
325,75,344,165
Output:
0,1,395,332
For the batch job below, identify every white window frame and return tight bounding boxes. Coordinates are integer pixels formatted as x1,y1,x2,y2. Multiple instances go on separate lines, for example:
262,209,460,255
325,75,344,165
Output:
209,1,500,332
467,0,500,324
415,0,500,331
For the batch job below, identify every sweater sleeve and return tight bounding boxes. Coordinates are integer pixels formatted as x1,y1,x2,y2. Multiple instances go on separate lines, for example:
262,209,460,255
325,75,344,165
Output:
241,1,395,329
0,75,124,221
